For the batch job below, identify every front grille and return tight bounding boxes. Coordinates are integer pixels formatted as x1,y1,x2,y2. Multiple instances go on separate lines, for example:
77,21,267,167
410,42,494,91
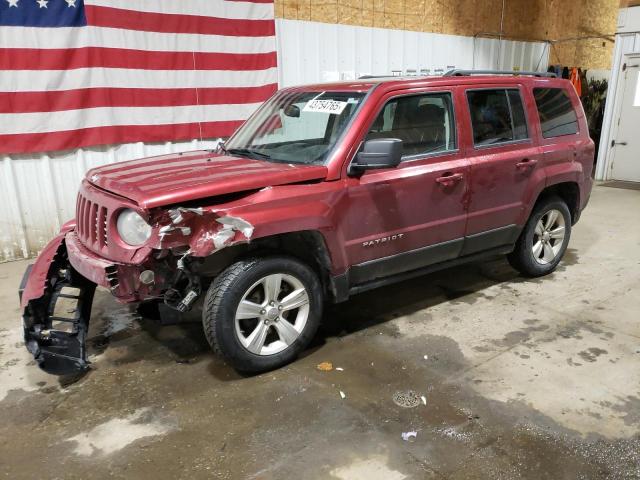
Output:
75,193,108,252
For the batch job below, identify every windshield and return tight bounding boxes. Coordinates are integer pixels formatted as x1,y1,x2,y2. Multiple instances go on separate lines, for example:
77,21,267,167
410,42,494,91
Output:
223,90,366,165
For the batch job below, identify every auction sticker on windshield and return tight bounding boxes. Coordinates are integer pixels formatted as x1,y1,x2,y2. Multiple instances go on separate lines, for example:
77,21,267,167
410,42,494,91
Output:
303,99,348,114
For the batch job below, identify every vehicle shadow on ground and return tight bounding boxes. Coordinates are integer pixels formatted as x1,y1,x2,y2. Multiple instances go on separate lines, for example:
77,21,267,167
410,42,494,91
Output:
306,248,579,354
90,250,579,380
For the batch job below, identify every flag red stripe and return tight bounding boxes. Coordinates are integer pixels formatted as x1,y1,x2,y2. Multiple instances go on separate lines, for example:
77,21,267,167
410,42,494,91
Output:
226,0,275,3
0,84,278,113
85,5,275,37
0,48,277,71
0,121,243,155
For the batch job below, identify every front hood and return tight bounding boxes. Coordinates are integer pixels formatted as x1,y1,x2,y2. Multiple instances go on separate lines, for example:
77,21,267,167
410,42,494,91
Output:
86,150,328,209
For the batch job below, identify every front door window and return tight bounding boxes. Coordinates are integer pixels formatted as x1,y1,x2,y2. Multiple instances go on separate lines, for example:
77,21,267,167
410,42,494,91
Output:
367,92,457,158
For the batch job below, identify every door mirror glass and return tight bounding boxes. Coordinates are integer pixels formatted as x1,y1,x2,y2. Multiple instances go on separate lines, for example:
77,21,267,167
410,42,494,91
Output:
349,138,402,174
283,104,300,118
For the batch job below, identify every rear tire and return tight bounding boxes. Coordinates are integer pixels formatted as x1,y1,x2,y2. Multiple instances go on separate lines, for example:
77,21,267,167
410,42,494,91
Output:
203,256,323,373
508,196,572,277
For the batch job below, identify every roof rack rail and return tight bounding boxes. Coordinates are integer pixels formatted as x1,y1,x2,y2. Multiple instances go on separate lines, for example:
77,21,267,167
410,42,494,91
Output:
358,75,397,79
444,69,556,78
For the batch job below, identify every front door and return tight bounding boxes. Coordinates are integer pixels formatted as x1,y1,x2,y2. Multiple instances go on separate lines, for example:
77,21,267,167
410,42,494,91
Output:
611,58,640,182
341,89,470,284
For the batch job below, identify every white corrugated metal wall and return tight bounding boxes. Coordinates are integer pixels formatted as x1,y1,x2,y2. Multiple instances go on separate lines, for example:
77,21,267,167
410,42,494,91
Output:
0,139,222,262
275,20,549,87
0,19,549,263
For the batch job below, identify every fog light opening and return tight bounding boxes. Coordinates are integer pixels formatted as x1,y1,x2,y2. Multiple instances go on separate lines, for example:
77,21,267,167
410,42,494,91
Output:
139,270,155,285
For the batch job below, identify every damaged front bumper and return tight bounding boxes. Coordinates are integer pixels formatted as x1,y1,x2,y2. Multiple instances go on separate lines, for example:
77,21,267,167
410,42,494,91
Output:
20,230,165,376
20,231,96,375
20,201,256,375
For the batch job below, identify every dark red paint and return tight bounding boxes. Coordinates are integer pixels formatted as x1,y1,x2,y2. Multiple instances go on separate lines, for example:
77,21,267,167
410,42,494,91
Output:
21,74,594,310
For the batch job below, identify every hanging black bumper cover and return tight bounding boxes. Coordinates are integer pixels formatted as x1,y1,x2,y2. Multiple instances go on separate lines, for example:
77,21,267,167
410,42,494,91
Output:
20,243,96,376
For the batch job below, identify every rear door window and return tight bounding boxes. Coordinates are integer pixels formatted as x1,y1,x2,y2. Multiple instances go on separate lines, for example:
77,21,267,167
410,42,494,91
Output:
467,89,529,146
367,92,457,158
533,88,579,138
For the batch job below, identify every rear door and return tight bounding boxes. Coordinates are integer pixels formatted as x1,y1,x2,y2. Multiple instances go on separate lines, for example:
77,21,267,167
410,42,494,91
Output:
341,87,470,284
461,85,543,254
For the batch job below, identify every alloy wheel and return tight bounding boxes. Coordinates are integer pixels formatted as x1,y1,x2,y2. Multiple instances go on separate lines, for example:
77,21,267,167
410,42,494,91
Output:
234,273,310,355
532,209,566,264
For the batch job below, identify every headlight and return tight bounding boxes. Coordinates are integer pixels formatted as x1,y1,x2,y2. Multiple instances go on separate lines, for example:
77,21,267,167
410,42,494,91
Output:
116,209,152,246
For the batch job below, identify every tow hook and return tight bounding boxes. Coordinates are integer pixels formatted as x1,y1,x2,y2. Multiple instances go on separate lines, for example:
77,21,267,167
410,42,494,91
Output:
163,256,201,313
176,289,199,312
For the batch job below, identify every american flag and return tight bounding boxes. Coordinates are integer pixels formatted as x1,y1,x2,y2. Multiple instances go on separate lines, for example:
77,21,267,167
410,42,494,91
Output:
0,0,278,154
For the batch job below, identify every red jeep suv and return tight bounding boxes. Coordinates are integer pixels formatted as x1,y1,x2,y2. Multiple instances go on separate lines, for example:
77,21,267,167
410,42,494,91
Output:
19,70,594,375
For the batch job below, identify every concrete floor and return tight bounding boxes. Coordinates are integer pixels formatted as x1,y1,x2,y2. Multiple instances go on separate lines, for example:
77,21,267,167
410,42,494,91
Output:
0,184,639,479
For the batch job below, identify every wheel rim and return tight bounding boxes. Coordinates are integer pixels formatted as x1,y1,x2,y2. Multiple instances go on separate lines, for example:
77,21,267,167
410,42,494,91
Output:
234,273,310,356
532,208,566,265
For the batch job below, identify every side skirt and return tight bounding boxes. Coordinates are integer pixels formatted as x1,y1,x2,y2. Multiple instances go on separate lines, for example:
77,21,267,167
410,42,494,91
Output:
347,245,514,297
348,238,464,285
328,224,522,302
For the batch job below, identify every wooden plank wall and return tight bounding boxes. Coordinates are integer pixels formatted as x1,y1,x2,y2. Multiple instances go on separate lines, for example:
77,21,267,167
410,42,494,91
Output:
274,0,619,69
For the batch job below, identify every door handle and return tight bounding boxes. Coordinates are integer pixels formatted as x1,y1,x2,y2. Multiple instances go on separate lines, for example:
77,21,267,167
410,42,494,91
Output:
516,158,538,169
436,172,464,186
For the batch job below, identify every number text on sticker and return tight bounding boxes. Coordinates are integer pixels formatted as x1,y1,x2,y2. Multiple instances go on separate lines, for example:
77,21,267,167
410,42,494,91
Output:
303,100,348,115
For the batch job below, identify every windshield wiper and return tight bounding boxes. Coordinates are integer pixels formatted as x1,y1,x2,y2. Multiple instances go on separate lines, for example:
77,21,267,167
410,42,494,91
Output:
226,148,271,160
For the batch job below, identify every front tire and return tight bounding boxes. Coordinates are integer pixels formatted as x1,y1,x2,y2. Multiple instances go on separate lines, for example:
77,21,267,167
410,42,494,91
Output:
203,256,323,373
508,196,572,277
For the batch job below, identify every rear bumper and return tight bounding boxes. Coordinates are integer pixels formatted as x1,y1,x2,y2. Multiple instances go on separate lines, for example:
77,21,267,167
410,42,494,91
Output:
582,176,594,209
574,176,594,224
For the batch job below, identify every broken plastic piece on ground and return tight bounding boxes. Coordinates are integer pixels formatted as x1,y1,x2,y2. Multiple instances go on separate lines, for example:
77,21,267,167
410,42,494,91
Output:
423,355,429,360
421,395,427,405
335,367,344,371
316,361,333,371
339,390,346,399
401,431,417,442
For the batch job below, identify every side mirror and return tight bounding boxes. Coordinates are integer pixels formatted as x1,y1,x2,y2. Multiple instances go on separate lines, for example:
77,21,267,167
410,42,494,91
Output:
283,104,300,118
349,138,402,175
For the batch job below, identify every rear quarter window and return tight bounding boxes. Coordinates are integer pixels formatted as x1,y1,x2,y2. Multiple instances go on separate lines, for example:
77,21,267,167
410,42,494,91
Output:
533,88,579,138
